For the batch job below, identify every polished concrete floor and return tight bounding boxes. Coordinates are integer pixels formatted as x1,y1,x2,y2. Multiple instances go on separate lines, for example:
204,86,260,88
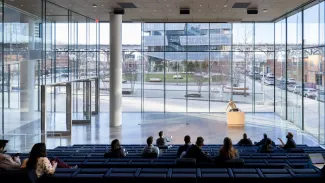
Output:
2,112,320,153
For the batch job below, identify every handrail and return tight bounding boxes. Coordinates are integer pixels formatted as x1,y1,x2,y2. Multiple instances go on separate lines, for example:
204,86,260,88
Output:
43,76,98,86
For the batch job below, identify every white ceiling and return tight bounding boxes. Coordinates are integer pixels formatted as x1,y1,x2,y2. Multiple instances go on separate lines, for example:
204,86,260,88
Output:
5,0,312,22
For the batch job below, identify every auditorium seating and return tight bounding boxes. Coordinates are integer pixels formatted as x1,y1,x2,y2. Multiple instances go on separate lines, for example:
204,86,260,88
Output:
1,144,324,183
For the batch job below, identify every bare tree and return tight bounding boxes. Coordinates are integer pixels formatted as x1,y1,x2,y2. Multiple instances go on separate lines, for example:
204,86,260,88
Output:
233,24,253,96
122,59,138,93
193,60,208,94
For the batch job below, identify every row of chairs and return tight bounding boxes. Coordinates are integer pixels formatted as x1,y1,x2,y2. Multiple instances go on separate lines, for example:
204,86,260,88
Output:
1,167,323,183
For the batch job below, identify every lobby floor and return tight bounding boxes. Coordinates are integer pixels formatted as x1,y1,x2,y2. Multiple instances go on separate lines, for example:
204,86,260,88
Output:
3,112,320,152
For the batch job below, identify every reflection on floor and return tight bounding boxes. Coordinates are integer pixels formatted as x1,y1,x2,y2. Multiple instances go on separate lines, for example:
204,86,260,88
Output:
3,112,320,152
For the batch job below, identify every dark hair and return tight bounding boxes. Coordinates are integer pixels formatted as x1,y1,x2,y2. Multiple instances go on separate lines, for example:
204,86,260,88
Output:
223,137,233,151
147,136,153,146
0,140,8,149
111,139,120,151
263,133,267,139
243,133,247,139
158,131,163,137
184,135,191,144
26,143,47,169
196,137,204,146
220,137,237,159
266,138,272,145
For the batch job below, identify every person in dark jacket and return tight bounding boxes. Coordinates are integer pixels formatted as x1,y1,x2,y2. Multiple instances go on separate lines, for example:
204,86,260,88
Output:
278,132,297,150
156,131,172,148
254,133,275,146
257,138,274,153
104,139,126,158
237,133,253,146
183,137,212,162
177,135,191,157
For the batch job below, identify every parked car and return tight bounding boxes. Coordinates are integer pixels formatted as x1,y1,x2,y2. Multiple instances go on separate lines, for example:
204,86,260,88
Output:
266,73,274,78
264,77,274,85
288,85,302,93
299,88,317,98
287,78,296,84
317,90,325,102
173,75,183,79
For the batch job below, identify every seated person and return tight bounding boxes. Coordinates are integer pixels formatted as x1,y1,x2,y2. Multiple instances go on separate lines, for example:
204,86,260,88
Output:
104,139,126,158
226,100,240,112
21,143,76,178
254,133,275,146
216,137,238,161
237,133,253,146
0,140,21,170
143,136,159,157
182,137,212,162
257,138,274,153
156,131,172,148
177,135,191,157
278,132,296,150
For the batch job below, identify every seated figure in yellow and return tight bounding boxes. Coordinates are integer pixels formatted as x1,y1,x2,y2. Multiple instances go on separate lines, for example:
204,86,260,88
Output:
226,99,239,112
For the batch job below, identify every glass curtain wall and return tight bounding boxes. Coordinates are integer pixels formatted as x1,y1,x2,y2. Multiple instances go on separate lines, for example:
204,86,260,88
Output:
0,0,98,150
274,1,325,144
140,22,274,113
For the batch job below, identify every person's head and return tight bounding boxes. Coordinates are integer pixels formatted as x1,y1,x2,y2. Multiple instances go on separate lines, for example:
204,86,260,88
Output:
223,137,233,151
26,143,47,169
0,140,8,151
158,131,163,138
263,133,267,139
286,132,293,139
111,139,120,151
184,135,191,144
147,136,153,146
243,133,247,139
196,137,204,147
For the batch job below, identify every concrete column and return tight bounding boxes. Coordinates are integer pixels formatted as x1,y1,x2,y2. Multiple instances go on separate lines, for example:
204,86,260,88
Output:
20,19,36,120
109,13,122,127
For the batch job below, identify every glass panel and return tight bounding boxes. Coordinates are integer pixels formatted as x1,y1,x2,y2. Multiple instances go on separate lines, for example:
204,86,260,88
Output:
287,13,303,128
275,19,286,118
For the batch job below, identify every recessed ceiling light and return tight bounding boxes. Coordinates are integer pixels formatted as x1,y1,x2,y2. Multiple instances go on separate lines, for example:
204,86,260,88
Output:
216,5,218,6
101,5,104,7
213,10,216,11
92,4,97,8
263,9,267,12
140,9,142,11
199,10,201,11
224,4,227,7
167,4,169,6
200,5,202,6
169,10,171,11
228,9,231,11
21,4,23,6
69,4,71,6
154,10,156,11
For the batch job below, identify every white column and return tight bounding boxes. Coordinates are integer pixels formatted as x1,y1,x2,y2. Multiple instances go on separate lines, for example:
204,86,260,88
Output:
109,13,122,127
20,19,36,120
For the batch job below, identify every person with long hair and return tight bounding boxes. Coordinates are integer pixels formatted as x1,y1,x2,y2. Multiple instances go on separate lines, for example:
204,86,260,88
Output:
216,137,238,161
21,143,76,178
104,139,126,158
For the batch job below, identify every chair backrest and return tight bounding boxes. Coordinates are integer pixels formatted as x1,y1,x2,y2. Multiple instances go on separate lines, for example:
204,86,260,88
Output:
215,158,244,168
176,158,196,165
288,148,305,153
142,153,158,158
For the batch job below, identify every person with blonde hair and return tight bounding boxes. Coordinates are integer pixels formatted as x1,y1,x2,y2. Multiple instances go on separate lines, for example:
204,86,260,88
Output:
216,137,238,161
